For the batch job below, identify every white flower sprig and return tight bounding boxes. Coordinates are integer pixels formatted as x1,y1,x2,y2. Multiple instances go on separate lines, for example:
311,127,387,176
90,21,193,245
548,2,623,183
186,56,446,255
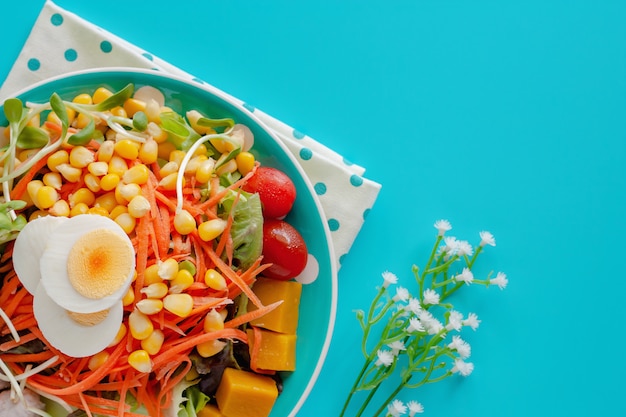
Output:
340,220,507,417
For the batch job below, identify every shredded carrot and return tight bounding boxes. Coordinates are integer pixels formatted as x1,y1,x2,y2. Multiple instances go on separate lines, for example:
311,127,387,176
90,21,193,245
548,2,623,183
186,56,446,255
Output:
224,300,283,329
9,151,52,200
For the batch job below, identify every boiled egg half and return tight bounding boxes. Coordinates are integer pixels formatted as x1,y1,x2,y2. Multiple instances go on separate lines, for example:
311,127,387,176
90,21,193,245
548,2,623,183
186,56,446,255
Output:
13,214,136,357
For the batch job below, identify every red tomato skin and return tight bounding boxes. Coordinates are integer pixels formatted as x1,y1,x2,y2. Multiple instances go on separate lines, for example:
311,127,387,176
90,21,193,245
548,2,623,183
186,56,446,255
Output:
262,219,308,280
243,167,296,219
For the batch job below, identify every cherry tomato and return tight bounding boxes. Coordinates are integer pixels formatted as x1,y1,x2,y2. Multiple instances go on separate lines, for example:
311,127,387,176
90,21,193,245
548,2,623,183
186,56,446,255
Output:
243,167,296,219
262,219,308,280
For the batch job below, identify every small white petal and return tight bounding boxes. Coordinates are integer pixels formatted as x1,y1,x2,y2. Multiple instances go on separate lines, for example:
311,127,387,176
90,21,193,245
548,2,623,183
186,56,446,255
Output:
382,271,398,288
479,230,496,247
393,286,410,302
423,289,440,305
407,400,424,415
434,219,452,236
387,399,407,417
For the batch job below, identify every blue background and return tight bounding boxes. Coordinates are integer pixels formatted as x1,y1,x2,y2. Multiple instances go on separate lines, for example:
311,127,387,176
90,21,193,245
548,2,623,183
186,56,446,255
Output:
2,1,626,416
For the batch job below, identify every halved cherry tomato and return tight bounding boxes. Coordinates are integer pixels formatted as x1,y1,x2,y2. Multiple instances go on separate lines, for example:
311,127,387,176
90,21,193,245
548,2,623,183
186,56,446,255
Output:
243,166,296,219
262,219,308,280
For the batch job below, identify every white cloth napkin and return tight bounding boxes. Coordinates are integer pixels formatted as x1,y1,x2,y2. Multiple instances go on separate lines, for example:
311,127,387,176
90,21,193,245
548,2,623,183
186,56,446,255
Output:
0,0,380,265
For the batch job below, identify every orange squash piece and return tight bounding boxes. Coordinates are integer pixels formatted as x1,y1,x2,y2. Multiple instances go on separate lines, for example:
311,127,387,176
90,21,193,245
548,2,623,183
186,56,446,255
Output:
248,277,302,334
247,327,297,371
215,368,278,417
198,404,224,417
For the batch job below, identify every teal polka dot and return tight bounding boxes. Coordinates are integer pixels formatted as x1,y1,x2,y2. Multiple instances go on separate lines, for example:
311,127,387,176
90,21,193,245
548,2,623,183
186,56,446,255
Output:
338,253,347,265
242,103,256,112
343,157,354,166
363,208,371,219
50,13,63,26
100,41,112,53
314,182,327,195
64,49,77,62
142,52,154,61
27,58,40,71
293,129,305,139
299,148,313,160
350,174,363,187
328,218,340,231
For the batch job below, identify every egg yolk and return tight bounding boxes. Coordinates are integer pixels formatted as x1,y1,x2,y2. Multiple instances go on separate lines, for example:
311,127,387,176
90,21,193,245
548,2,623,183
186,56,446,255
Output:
67,309,110,326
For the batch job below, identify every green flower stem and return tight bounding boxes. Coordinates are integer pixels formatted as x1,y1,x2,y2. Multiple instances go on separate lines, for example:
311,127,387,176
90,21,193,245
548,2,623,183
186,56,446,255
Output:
418,235,443,294
339,359,372,417
370,373,413,417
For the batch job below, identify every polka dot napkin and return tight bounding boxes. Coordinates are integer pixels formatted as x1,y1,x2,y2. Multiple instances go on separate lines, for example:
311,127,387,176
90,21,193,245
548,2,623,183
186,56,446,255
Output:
0,0,381,267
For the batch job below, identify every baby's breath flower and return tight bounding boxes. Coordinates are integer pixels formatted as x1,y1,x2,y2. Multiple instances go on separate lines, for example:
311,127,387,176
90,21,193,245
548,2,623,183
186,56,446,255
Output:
407,401,424,416
404,297,422,315
448,335,472,359
382,271,398,288
451,358,474,377
418,310,444,335
479,230,496,247
393,286,410,303
490,272,508,290
387,399,407,417
434,219,452,236
376,349,395,367
445,310,463,332
407,317,425,333
455,267,474,285
423,288,440,305
463,312,481,330
456,240,473,257
442,236,458,253
388,341,406,356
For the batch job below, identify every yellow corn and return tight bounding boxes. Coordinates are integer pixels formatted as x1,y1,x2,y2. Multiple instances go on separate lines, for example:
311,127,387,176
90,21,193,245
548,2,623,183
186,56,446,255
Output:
114,139,140,160
69,188,96,208
92,87,113,104
140,282,169,299
122,164,149,185
216,159,238,176
97,140,115,163
198,219,227,242
56,163,82,183
138,138,158,164
36,186,59,209
168,150,186,166
117,183,142,202
195,159,215,184
110,106,128,118
114,212,136,234
204,268,227,291
236,151,255,176
84,173,101,193
73,93,92,105
157,141,176,160
88,351,110,371
26,180,44,207
147,122,168,144
48,200,70,217
108,323,128,347
169,269,194,294
193,143,208,157
145,100,161,124
184,155,207,175
100,173,120,191
128,310,153,341
174,209,196,235
136,298,164,315
88,206,109,217
74,112,92,130
109,204,128,220
127,195,151,218
163,293,194,318
141,329,165,355
159,161,179,177
158,258,179,281
87,161,109,176
42,172,62,190
204,309,225,333
197,340,227,358
29,210,49,221
69,146,95,168
18,149,38,162
123,98,146,118
158,172,180,191
122,286,135,307
108,155,129,177
128,349,152,373
70,202,89,217
143,264,163,286
187,110,214,135
95,191,118,213
46,150,69,172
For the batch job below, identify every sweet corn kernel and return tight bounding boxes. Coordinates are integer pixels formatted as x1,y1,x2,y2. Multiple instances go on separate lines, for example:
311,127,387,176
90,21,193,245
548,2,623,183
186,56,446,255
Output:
174,209,196,235
204,268,227,291
184,155,207,175
141,329,165,355
114,212,136,234
109,205,128,220
114,139,140,160
95,191,117,213
88,351,110,371
140,282,169,299
128,310,153,341
123,98,146,118
128,349,152,373
87,161,109,176
26,180,44,206
92,87,113,104
196,340,227,358
163,293,194,318
159,161,179,177
88,206,110,217
107,323,127,347
204,309,225,333
74,113,92,130
169,150,186,166
198,219,227,242
56,163,82,183
46,150,69,172
42,172,62,190
73,93,93,105
84,173,101,193
36,186,59,209
117,183,142,202
108,155,129,177
48,200,70,217
195,159,215,184
145,100,161,124
138,139,158,164
70,202,89,217
158,258,179,281
100,173,121,191
69,146,95,168
236,151,255,176
29,210,49,221
110,106,128,118
18,149,38,162
122,286,135,307
169,269,194,294
127,195,151,218
157,141,177,160
136,298,164,315
97,140,115,162
216,159,237,176
141,264,160,286
147,122,168,144
193,143,209,157
158,172,180,191
69,188,96,208
122,164,149,185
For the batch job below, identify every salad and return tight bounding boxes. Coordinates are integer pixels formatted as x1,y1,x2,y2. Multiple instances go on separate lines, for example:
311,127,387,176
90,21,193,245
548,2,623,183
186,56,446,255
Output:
0,83,310,417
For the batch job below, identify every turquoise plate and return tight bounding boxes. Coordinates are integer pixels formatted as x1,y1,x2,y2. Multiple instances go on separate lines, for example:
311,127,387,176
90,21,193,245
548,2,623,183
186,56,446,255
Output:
0,68,338,417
